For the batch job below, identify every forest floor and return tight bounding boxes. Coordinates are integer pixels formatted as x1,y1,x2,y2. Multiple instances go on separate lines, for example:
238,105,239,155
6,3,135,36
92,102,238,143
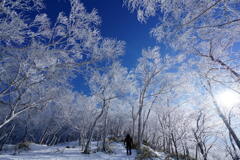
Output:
0,141,170,160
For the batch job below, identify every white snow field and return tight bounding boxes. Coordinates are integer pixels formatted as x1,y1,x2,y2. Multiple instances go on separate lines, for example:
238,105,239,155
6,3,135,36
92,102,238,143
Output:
0,142,139,160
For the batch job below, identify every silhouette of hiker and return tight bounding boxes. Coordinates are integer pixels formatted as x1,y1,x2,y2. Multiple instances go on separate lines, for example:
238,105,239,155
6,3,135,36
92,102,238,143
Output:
124,134,133,155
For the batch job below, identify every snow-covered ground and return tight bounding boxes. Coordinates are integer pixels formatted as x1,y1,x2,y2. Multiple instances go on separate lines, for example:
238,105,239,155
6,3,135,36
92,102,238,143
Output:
0,142,138,160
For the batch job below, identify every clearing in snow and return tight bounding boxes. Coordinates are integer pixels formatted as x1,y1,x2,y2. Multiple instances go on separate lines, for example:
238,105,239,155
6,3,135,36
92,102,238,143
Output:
0,142,138,160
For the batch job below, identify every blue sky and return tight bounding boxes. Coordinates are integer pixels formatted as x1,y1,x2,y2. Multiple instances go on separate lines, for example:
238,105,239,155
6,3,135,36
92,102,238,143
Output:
44,0,163,93
81,0,159,69
44,0,161,69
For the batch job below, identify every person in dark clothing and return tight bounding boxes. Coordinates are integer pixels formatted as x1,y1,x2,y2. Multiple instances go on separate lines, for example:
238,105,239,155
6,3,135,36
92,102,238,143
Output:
124,134,133,155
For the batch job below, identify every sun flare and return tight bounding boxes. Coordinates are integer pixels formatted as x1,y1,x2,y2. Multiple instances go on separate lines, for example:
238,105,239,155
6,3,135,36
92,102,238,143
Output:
216,90,240,108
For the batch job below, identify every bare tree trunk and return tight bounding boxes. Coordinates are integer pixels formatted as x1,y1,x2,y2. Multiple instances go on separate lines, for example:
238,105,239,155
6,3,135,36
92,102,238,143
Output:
130,101,138,142
40,126,49,144
137,104,143,148
132,119,135,140
141,96,157,142
50,136,58,146
0,125,15,151
185,144,190,159
83,99,106,154
171,133,179,160
163,137,166,151
131,105,137,141
195,145,198,160
102,106,109,152
22,122,29,142
182,144,186,158
78,132,81,146
138,87,147,148
170,140,174,154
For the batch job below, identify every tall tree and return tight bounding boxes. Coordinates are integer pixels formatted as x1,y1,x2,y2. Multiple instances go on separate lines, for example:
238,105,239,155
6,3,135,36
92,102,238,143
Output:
133,47,175,148
0,0,124,130
83,62,131,153
124,0,240,152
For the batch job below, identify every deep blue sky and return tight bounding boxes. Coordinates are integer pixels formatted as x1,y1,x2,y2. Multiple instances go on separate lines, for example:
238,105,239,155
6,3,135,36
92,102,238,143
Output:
44,0,162,93
44,0,160,69
81,0,159,69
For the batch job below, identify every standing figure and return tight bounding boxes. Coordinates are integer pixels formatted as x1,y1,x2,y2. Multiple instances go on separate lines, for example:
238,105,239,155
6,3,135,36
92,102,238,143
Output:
124,134,133,155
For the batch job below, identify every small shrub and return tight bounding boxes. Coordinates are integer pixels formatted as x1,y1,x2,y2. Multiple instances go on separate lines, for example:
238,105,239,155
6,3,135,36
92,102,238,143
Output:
96,143,113,154
103,144,113,154
17,142,30,151
108,137,118,142
108,136,124,143
178,154,196,160
167,152,196,160
136,145,159,160
142,140,151,146
131,142,138,149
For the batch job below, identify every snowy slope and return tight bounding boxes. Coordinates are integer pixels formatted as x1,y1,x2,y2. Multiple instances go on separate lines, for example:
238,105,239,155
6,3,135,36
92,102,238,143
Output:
0,142,138,160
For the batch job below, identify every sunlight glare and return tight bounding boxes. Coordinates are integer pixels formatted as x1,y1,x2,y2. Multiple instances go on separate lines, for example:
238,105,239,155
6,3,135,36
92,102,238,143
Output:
216,90,240,108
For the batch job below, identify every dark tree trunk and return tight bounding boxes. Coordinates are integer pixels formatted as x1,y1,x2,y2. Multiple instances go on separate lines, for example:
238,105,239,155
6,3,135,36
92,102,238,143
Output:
171,133,179,160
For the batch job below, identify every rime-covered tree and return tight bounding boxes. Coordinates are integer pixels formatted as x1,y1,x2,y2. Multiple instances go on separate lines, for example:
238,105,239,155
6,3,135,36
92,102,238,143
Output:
124,0,240,153
83,62,132,153
0,0,124,131
131,47,179,148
